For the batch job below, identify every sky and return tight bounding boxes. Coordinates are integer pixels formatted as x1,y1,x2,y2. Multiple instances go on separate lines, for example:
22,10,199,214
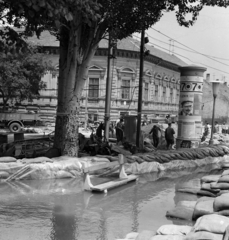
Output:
141,6,229,83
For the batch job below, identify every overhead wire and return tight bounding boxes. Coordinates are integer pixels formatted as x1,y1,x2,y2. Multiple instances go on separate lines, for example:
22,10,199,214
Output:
132,34,229,75
150,27,229,67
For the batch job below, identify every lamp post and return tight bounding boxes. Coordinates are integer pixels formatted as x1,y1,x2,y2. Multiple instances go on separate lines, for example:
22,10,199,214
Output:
209,80,220,145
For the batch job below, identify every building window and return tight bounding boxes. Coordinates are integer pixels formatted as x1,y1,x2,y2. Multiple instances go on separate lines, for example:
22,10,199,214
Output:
155,85,158,96
88,78,99,98
176,92,180,103
162,87,166,102
170,89,173,102
121,79,130,99
144,82,149,101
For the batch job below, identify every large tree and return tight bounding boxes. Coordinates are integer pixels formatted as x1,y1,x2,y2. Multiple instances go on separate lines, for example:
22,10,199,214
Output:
0,0,228,156
0,47,54,111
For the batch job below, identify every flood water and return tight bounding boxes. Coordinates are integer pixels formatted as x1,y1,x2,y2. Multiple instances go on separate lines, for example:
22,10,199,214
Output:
0,165,222,240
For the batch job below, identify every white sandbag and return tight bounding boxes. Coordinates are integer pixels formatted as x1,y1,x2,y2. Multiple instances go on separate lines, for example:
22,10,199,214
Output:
125,232,139,239
201,175,221,183
135,230,156,240
0,156,16,162
55,170,74,179
0,171,10,178
192,197,214,221
185,231,223,240
201,183,220,193
150,235,185,240
176,201,197,209
218,175,229,183
20,157,53,164
125,162,160,174
213,193,229,211
193,214,229,234
156,225,192,235
222,169,229,176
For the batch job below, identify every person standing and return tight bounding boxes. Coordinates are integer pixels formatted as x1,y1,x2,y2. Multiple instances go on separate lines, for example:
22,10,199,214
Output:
165,123,175,150
116,118,124,144
149,124,161,148
213,121,219,134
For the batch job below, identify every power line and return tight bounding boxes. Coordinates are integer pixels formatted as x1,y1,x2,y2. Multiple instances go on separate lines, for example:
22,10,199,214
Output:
150,27,229,68
148,34,229,61
133,34,229,75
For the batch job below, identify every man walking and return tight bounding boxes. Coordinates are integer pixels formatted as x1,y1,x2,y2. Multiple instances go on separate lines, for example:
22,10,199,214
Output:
165,123,175,150
149,124,161,148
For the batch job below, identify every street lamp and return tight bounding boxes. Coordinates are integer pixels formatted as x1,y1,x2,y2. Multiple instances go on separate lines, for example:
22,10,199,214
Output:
209,80,220,145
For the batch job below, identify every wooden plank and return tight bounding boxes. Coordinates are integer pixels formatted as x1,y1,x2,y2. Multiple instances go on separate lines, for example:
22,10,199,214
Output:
90,175,138,192
82,161,119,173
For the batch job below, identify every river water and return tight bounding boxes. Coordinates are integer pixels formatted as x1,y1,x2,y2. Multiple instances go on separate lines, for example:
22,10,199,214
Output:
0,165,222,240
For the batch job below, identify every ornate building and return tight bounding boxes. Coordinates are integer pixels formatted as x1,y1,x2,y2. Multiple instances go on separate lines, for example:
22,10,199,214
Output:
19,32,187,123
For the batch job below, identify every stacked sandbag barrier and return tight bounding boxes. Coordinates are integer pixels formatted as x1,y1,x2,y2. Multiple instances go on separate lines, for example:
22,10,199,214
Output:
165,166,229,222
0,145,228,181
0,155,110,181
118,216,229,240
124,145,229,164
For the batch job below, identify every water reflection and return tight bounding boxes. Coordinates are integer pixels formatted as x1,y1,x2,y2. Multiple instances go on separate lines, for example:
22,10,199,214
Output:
0,165,223,240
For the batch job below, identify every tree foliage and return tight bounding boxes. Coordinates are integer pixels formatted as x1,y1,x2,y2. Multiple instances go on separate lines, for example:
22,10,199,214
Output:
0,0,228,155
0,47,55,111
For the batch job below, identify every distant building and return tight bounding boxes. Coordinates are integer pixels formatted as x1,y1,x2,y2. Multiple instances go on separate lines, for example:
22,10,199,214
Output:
5,31,188,123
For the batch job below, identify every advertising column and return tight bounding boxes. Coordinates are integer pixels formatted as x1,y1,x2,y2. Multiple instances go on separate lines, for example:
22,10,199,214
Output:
176,66,206,148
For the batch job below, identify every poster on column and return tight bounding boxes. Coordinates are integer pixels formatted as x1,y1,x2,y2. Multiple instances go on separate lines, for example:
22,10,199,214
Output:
179,93,194,116
179,92,202,116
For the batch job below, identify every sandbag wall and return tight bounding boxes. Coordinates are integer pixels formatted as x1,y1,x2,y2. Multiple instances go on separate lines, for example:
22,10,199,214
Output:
119,217,229,240
0,145,229,181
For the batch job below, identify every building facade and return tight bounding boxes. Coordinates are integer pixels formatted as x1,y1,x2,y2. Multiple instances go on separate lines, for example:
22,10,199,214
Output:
13,33,188,123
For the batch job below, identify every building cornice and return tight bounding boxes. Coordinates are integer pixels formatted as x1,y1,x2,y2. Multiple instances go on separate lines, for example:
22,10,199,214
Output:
39,46,181,72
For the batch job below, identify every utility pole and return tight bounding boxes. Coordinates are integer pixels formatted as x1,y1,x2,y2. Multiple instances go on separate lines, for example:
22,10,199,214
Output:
136,29,145,148
104,32,113,141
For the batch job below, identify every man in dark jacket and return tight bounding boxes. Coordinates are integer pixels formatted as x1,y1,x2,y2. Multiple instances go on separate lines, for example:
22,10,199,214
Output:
165,123,175,150
149,125,161,147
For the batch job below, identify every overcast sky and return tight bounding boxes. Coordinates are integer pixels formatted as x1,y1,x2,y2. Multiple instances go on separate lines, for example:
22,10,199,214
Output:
143,6,229,82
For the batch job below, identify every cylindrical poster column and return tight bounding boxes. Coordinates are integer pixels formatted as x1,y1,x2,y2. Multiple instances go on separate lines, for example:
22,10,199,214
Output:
176,66,206,149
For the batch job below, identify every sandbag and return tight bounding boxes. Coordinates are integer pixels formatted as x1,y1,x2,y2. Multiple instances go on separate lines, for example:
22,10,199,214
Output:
223,226,229,240
125,232,139,239
0,156,16,162
151,235,185,240
192,197,214,221
193,214,229,234
217,190,229,196
156,225,192,235
55,170,74,179
185,231,223,240
222,169,229,176
166,206,194,220
211,182,229,190
177,188,217,197
201,183,220,193
201,175,221,183
0,171,10,178
221,163,229,169
20,157,53,164
216,210,229,216
218,175,229,183
135,230,156,240
213,193,229,211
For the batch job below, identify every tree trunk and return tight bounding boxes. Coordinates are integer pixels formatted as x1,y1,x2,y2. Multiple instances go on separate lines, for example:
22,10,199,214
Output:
53,24,97,156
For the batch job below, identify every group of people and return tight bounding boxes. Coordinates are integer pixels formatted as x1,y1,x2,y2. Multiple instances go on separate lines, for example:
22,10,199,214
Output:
149,123,175,150
202,121,228,141
95,118,125,144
